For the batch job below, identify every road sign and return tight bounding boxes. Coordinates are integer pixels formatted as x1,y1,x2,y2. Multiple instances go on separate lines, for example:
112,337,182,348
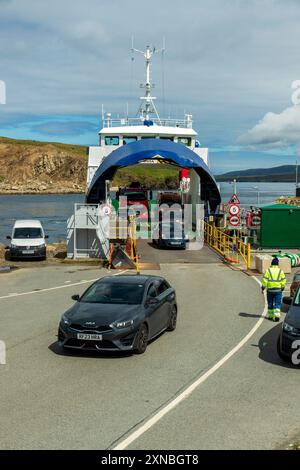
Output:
229,204,240,216
99,203,112,217
229,215,240,226
251,215,261,226
228,193,240,205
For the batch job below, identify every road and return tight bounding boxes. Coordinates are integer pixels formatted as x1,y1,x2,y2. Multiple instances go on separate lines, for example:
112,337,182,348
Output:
0,252,299,450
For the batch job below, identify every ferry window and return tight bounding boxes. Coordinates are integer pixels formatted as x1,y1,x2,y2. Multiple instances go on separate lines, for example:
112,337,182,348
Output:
123,136,137,144
178,137,191,146
159,136,174,141
141,136,155,139
105,136,119,146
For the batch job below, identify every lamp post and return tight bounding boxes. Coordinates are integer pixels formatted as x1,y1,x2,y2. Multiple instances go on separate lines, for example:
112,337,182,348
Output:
252,186,260,206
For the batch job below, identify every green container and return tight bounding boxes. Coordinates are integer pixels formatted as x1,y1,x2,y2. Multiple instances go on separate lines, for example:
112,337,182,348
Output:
260,204,300,249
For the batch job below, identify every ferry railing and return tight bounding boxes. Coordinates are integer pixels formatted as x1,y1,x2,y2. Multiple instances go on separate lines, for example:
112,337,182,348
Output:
102,117,192,128
203,221,251,269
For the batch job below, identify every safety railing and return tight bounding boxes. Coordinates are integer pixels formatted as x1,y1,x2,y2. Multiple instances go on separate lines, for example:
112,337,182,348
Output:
203,221,251,269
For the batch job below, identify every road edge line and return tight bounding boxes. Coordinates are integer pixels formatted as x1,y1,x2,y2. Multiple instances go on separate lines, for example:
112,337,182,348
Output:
0,269,129,300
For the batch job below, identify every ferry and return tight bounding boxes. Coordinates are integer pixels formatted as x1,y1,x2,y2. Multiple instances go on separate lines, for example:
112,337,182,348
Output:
67,45,220,259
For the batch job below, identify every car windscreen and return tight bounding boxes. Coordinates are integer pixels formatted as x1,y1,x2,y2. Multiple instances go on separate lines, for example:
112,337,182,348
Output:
122,191,147,201
80,282,145,304
13,227,43,239
160,222,184,237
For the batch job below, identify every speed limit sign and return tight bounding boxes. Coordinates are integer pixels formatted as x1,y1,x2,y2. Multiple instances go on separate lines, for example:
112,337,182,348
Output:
229,204,240,216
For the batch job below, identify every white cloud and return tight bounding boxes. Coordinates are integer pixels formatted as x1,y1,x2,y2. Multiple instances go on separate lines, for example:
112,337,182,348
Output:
237,105,300,148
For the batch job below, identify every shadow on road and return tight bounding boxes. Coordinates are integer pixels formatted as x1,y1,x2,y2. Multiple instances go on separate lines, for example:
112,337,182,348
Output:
239,312,263,319
48,341,133,360
257,323,299,369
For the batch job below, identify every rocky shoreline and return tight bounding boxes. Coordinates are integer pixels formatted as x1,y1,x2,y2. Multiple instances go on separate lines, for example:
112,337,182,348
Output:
0,182,85,194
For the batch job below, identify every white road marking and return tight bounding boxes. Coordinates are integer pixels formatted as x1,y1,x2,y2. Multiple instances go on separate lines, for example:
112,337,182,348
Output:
113,275,267,450
64,281,71,284
0,270,129,300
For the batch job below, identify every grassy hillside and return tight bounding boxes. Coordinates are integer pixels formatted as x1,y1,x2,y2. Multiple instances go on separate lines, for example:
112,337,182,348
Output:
0,136,88,193
113,164,179,189
0,136,87,156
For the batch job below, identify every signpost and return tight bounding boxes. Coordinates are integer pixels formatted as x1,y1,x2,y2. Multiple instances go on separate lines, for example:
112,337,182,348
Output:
227,194,241,230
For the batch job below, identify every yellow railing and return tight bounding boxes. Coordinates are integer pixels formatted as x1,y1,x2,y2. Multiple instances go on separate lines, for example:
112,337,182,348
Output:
128,217,140,274
203,221,251,269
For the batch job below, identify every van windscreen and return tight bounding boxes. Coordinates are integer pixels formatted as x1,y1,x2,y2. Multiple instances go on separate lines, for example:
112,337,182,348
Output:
13,228,43,239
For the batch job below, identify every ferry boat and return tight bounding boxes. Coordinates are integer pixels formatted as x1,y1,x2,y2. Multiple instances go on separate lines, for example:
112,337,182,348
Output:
68,45,220,259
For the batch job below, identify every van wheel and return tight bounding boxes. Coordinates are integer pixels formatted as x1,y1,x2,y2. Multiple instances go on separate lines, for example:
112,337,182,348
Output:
134,324,148,354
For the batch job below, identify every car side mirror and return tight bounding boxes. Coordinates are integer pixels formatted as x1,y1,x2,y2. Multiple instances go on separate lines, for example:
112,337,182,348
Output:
72,294,80,301
6,235,11,240
282,296,292,306
45,235,49,239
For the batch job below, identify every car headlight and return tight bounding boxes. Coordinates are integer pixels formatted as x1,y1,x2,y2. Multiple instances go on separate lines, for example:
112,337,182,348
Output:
39,243,46,248
111,319,134,329
61,314,70,325
283,322,297,334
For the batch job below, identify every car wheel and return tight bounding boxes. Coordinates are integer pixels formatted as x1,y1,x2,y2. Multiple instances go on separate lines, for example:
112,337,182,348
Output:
135,324,148,354
167,305,177,331
277,336,290,362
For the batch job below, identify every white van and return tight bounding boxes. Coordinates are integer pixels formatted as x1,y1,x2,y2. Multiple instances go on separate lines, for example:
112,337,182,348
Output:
7,220,48,260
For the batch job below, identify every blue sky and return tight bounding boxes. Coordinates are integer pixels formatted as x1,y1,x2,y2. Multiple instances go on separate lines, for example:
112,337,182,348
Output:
1,0,300,173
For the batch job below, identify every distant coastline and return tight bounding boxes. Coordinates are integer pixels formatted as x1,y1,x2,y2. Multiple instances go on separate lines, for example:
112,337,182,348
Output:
215,164,298,183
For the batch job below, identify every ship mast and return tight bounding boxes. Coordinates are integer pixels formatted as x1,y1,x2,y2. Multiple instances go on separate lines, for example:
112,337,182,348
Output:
131,43,164,124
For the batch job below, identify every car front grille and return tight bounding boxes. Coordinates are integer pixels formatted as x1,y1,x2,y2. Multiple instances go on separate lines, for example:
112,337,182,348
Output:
69,323,112,333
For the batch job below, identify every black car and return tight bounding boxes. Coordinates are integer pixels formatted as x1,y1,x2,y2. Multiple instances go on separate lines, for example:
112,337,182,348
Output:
152,220,187,249
58,274,177,354
277,289,300,364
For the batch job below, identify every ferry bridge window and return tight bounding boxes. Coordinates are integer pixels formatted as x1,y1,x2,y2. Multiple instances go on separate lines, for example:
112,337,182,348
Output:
178,137,192,146
141,136,155,139
105,136,119,146
123,136,137,144
159,136,174,141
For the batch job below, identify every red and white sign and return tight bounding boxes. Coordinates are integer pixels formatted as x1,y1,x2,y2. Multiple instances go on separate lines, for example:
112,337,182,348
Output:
228,193,241,205
229,204,240,216
99,203,112,217
229,215,240,226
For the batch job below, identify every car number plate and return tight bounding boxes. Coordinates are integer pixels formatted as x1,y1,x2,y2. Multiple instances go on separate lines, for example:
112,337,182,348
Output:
170,241,181,245
77,333,102,341
22,250,34,254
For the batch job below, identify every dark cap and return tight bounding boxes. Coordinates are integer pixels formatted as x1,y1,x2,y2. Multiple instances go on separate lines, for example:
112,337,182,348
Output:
271,257,279,266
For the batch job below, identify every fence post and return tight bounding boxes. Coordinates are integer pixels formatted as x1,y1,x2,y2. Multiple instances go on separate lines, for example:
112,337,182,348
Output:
247,242,251,269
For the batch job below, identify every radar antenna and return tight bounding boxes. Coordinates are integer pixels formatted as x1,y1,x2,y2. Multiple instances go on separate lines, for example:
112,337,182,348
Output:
131,41,165,124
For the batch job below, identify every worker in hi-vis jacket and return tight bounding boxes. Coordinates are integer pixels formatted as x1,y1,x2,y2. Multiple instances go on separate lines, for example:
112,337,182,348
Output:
262,257,286,321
